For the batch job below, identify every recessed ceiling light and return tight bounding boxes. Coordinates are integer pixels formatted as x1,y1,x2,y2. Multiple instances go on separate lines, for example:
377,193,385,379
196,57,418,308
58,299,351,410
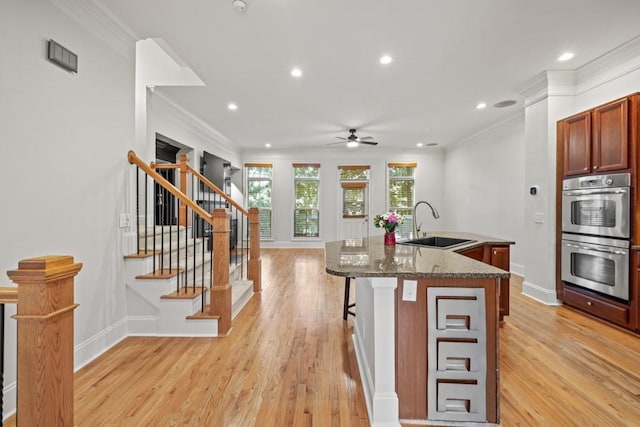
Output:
379,55,392,65
227,102,238,111
265,143,271,148
558,52,575,62
346,141,359,148
426,143,439,147
416,142,424,147
476,102,487,110
290,67,302,78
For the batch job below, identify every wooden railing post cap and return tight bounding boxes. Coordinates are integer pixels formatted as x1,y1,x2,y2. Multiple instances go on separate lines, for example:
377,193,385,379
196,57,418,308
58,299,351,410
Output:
7,255,82,282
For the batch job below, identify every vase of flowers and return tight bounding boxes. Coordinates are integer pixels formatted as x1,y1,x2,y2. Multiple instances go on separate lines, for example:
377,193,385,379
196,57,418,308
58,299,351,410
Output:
373,211,405,245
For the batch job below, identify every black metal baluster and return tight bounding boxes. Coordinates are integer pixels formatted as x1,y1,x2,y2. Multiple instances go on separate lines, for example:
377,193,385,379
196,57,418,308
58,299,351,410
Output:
144,171,148,254
176,199,180,294
136,167,140,255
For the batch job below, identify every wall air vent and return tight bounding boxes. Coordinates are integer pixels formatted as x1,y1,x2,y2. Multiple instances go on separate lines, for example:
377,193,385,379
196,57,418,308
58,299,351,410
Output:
47,39,78,73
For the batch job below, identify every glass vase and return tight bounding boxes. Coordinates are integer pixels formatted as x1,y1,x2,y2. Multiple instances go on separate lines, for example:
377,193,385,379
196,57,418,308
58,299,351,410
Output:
384,231,396,245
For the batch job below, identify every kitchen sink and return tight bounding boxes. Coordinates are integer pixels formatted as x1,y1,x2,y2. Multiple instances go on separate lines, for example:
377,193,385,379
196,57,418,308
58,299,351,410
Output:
399,236,475,249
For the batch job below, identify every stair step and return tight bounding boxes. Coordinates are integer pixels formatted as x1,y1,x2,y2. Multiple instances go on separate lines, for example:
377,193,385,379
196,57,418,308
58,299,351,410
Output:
136,269,183,279
161,287,206,300
186,307,220,320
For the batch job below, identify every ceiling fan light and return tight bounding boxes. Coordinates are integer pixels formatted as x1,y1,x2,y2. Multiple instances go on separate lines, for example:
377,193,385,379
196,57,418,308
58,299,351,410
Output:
347,141,359,148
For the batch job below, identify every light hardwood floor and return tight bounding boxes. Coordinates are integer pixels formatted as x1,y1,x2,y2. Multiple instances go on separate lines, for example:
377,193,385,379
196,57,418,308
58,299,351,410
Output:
12,248,640,426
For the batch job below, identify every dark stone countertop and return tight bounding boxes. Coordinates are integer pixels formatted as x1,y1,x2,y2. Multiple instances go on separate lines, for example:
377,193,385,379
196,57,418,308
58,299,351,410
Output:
325,231,514,279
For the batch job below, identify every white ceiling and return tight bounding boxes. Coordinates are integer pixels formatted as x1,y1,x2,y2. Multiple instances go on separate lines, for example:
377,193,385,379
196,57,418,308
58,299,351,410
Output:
98,0,640,151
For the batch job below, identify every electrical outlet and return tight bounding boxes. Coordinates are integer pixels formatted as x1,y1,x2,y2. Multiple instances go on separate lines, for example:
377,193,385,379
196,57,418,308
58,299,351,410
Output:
402,280,417,302
119,213,130,228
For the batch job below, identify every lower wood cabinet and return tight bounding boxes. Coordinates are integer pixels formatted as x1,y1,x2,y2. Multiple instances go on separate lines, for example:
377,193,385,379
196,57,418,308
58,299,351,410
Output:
459,245,511,321
560,249,639,331
563,285,630,327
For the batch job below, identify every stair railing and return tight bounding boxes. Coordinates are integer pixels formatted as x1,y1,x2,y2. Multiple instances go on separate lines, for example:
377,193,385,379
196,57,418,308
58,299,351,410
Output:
0,287,17,424
127,151,261,335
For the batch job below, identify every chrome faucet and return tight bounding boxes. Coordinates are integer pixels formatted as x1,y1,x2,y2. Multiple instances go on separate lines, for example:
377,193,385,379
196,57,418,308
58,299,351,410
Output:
413,200,440,237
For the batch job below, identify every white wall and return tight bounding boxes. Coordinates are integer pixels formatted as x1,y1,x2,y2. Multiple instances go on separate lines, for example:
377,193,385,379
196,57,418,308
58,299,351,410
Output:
242,148,446,246
0,0,135,419
443,115,525,274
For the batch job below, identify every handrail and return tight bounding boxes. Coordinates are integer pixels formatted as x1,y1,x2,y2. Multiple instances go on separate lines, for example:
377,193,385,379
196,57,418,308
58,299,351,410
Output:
127,150,215,226
186,164,249,216
0,287,18,304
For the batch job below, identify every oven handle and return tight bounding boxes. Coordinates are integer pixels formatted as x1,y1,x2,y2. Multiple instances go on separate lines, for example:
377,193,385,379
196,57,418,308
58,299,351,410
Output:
564,242,628,255
563,189,628,196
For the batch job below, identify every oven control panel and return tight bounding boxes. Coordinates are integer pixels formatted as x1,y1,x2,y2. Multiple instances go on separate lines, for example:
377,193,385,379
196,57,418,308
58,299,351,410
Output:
563,173,630,190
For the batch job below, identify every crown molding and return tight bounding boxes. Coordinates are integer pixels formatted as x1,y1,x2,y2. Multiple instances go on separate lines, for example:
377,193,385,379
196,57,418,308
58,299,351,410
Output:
48,0,138,58
516,35,640,107
446,111,524,152
150,89,240,159
576,35,640,95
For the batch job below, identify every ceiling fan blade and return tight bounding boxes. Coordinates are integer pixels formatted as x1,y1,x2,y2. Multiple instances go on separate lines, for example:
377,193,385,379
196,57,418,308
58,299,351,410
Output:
327,141,346,145
335,136,347,140
359,136,374,140
360,141,378,146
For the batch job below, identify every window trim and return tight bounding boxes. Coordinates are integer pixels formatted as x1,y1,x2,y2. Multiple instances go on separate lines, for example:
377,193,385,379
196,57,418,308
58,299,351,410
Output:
245,162,274,240
387,162,416,236
292,163,321,240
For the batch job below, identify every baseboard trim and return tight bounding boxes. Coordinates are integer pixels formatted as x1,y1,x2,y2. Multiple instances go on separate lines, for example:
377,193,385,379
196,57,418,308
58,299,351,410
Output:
352,325,374,423
510,262,524,278
74,317,128,371
522,280,561,306
2,381,16,422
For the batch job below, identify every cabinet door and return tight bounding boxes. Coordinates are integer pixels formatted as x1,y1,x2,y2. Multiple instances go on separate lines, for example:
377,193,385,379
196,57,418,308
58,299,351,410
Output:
592,98,628,173
459,245,484,261
489,246,510,320
563,111,591,176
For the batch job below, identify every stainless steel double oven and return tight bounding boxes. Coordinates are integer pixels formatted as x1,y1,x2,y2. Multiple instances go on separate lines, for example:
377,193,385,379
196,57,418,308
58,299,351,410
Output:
561,173,631,301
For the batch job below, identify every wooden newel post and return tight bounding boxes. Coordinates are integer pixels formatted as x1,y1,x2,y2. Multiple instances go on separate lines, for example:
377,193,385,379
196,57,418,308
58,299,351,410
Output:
178,154,189,227
210,209,232,335
7,255,82,427
248,207,262,293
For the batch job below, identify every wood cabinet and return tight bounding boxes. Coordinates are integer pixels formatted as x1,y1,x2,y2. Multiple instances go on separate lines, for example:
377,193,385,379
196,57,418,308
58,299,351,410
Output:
561,97,629,177
459,244,510,321
489,246,510,320
556,93,640,333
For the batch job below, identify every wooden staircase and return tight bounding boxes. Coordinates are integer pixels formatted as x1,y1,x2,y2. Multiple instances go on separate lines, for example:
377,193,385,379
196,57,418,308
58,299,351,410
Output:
126,151,262,337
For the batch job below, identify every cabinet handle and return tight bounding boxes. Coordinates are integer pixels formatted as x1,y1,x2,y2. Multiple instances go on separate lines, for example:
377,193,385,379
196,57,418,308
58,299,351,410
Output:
493,250,497,255
584,167,589,171
593,165,598,169
587,301,593,306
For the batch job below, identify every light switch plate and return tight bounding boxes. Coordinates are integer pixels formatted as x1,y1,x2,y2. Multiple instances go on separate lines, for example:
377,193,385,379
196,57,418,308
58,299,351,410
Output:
119,213,130,228
403,280,417,302
533,212,544,224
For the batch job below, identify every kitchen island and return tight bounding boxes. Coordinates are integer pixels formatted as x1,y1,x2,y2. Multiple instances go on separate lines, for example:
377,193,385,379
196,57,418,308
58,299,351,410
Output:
325,232,513,426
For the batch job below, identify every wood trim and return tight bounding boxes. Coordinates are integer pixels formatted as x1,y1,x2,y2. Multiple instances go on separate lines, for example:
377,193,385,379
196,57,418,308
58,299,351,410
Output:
128,151,215,227
343,214,365,219
341,182,366,188
0,287,18,304
388,162,417,168
152,163,179,170
338,165,370,170
556,119,564,300
244,162,273,168
292,163,320,168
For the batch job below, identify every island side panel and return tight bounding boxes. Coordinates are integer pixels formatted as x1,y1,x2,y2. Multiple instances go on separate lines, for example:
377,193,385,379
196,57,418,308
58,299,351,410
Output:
396,278,429,419
395,277,500,424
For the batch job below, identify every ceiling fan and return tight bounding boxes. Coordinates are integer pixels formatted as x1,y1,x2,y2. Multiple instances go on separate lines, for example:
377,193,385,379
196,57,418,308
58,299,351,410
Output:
328,129,379,147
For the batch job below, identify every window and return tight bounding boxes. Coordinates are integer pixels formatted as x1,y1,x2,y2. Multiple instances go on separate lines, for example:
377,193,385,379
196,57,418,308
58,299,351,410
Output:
388,162,416,235
245,163,273,238
293,163,320,238
339,166,370,218
342,183,366,217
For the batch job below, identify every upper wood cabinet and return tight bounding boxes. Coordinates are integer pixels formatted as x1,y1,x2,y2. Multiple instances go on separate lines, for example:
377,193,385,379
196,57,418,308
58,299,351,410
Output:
561,97,629,177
